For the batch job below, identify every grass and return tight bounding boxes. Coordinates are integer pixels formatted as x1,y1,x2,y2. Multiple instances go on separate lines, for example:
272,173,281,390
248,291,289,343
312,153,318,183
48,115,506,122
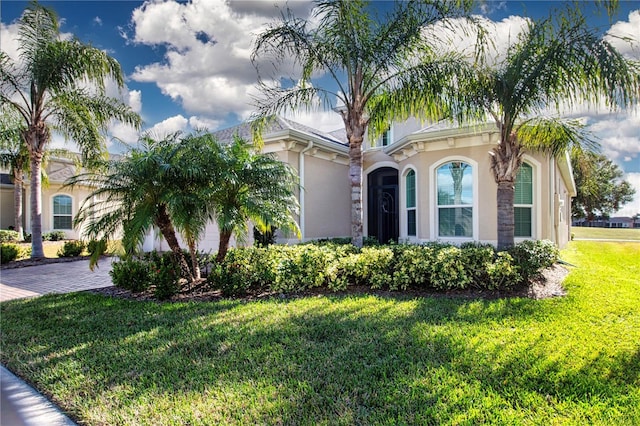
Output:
572,226,640,240
1,241,639,425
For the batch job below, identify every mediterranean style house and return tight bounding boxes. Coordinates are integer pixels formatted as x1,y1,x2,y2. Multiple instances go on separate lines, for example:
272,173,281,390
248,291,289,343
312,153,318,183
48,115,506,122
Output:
1,116,576,251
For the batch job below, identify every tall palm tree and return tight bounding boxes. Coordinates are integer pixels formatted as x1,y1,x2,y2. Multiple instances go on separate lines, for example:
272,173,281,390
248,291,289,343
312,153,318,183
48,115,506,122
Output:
0,1,141,258
67,135,194,282
462,5,639,250
252,0,479,247
211,136,300,263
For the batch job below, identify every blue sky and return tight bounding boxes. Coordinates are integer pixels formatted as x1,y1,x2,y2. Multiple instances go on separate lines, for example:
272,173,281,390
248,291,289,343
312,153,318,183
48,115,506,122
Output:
1,0,639,214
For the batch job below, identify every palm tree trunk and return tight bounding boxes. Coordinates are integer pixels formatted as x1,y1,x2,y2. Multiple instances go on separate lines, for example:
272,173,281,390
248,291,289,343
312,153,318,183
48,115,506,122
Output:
216,230,232,263
12,170,24,241
187,238,201,281
155,205,194,283
29,153,44,259
496,180,515,251
345,117,366,248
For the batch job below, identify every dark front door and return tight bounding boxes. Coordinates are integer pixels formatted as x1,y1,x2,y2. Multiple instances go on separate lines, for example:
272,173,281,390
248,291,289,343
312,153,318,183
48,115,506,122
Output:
368,167,399,244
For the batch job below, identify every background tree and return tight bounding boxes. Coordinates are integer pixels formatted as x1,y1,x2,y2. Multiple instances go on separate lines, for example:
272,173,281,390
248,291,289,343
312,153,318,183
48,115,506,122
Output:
0,1,141,258
210,136,300,263
252,0,478,247
461,5,639,250
571,150,636,224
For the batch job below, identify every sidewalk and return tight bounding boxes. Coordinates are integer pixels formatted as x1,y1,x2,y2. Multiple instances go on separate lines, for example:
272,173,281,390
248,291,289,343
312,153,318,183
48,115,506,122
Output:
1,259,114,425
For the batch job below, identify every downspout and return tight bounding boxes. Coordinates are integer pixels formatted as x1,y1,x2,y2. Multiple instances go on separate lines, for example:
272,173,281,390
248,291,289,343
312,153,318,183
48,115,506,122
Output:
550,156,557,244
299,141,314,241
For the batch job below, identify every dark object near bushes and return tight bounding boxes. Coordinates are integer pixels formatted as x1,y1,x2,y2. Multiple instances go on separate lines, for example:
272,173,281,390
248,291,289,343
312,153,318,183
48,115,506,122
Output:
0,230,20,243
254,226,277,248
57,240,85,257
1,244,20,263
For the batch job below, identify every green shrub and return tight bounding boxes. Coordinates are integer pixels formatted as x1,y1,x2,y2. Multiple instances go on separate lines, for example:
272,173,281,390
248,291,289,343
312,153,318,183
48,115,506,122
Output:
0,230,20,243
430,246,472,290
57,240,85,257
46,230,67,241
23,233,31,243
486,252,522,290
152,255,181,300
1,243,20,263
273,245,335,292
508,239,559,281
460,244,495,288
110,257,153,292
210,248,276,296
391,244,438,290
87,239,107,257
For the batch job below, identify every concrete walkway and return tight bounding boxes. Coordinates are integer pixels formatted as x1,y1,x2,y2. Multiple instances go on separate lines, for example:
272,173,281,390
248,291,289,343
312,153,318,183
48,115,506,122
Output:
1,259,115,425
0,259,113,302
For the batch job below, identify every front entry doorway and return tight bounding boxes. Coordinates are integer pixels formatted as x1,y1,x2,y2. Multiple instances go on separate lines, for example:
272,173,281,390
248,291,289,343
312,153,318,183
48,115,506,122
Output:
367,167,399,244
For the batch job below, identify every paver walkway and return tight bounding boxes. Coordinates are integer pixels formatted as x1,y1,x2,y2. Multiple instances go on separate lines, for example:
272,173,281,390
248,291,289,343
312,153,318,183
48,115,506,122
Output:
0,259,113,302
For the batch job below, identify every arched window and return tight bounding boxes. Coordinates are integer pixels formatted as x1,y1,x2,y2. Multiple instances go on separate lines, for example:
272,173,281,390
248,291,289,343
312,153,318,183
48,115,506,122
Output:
514,163,533,237
53,195,72,230
436,161,473,237
405,169,416,236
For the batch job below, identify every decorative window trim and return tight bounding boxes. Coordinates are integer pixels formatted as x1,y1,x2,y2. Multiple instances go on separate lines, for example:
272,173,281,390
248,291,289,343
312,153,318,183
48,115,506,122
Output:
400,165,418,240
429,156,478,241
52,194,73,230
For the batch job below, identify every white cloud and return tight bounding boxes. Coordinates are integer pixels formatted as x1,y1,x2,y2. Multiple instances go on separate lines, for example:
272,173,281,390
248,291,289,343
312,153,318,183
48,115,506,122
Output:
146,114,189,138
128,0,314,122
93,16,103,26
605,10,640,60
188,116,222,131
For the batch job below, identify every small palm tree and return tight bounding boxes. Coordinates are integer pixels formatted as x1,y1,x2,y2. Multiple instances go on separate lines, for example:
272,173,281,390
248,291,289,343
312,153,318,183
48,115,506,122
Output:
252,0,479,247
67,134,194,281
210,136,300,262
0,1,141,258
463,5,639,250
0,107,28,240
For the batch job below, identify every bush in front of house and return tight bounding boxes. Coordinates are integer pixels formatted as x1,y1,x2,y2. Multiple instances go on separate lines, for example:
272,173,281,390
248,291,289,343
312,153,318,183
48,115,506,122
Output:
508,239,559,281
207,239,558,297
45,230,67,241
1,243,20,263
0,230,21,243
110,257,154,292
57,240,86,257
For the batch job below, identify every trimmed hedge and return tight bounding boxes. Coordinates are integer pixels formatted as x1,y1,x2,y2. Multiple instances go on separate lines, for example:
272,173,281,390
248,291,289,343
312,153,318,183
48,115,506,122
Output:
0,230,20,243
208,240,559,297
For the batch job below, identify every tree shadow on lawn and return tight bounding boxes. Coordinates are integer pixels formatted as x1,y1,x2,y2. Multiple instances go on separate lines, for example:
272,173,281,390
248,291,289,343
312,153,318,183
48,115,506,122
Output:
1,292,638,424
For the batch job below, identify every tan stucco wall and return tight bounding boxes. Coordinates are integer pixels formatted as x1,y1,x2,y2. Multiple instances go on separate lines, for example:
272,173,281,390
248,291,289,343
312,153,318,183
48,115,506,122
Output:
1,186,16,230
303,155,350,240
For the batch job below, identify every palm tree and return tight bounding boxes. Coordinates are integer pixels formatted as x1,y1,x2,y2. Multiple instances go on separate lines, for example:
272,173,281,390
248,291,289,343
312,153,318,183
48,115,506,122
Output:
252,0,478,247
67,134,194,282
0,2,141,258
462,5,639,250
211,136,300,262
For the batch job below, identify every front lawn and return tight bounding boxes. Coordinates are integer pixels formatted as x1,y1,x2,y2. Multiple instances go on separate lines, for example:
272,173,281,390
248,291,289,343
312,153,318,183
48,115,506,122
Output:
572,226,640,240
1,241,639,425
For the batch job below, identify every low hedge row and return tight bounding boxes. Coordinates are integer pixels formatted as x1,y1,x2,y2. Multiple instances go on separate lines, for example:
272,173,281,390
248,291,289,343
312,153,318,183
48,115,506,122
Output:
209,240,559,296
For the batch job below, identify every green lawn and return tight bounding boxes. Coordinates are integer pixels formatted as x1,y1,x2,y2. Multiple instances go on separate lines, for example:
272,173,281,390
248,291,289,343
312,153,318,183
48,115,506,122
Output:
1,241,639,425
572,226,640,240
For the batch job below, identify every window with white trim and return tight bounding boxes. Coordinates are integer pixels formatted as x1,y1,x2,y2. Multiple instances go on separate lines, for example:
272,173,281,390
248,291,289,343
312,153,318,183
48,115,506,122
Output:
405,169,416,236
53,195,72,230
514,163,533,237
436,161,473,237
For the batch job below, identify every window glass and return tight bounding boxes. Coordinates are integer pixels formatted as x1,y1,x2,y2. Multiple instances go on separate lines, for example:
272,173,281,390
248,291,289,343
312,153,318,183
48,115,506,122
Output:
406,170,416,236
53,195,72,230
514,163,533,237
437,162,472,237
